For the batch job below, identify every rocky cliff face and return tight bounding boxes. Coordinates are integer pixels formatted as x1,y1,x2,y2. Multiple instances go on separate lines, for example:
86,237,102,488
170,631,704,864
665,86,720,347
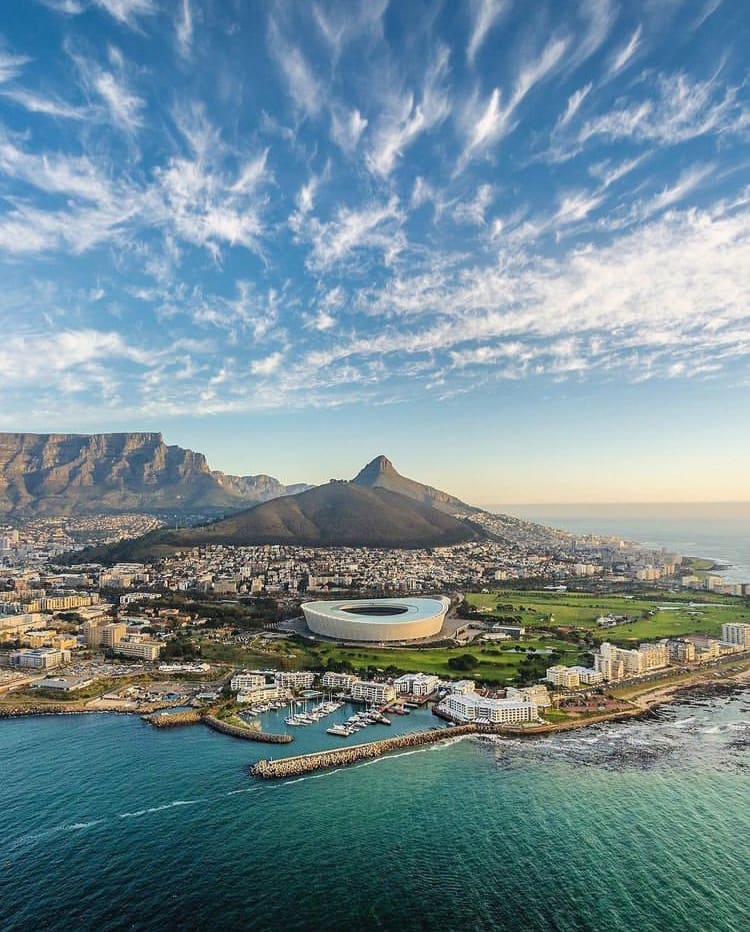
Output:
0,433,309,518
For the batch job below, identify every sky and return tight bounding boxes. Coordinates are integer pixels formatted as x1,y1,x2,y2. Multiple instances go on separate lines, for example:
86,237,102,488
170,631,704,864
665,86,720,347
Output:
1,0,749,504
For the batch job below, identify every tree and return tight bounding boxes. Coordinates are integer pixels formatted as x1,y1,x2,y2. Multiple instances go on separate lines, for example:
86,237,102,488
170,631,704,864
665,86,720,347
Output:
448,653,479,671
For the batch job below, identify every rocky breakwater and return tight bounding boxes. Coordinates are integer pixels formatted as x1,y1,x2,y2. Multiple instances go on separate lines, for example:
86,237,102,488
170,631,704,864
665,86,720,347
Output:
202,714,293,744
251,724,477,779
144,709,202,727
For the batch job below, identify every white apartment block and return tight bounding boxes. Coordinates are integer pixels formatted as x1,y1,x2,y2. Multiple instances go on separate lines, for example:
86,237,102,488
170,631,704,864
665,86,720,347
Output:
236,684,289,704
449,679,476,695
351,680,397,704
567,666,603,686
506,684,552,708
441,691,537,725
231,673,267,692
393,673,440,696
722,623,750,649
274,671,316,689
545,665,581,688
594,641,668,681
320,672,358,690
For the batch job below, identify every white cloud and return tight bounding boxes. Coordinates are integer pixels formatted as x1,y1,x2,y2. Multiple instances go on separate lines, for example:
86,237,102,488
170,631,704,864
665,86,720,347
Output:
303,195,404,269
176,0,193,58
313,0,388,58
571,72,748,153
557,83,592,129
366,45,450,176
330,107,368,152
453,184,495,225
466,0,508,65
93,66,144,130
0,87,87,119
608,24,642,77
573,0,617,67
92,0,156,28
459,36,568,167
251,351,283,375
0,51,30,84
268,18,323,119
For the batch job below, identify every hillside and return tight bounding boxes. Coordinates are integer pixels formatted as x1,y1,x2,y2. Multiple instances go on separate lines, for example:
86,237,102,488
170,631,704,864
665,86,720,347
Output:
0,432,309,519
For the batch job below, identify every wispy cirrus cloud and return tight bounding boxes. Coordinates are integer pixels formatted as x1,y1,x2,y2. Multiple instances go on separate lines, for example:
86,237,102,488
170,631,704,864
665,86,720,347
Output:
466,0,508,65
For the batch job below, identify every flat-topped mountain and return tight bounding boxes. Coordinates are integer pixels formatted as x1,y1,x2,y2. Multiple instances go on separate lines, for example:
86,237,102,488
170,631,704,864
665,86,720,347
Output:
0,432,309,519
352,455,479,515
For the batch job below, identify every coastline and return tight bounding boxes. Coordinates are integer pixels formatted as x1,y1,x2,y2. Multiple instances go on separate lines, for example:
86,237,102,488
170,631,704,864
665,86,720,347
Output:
3,657,750,771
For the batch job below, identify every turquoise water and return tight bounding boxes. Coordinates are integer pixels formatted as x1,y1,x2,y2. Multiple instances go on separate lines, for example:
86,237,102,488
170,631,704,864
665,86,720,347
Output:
2,693,750,931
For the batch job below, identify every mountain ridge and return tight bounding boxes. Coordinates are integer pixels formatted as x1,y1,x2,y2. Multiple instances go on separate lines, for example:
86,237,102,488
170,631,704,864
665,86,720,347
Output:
0,432,310,519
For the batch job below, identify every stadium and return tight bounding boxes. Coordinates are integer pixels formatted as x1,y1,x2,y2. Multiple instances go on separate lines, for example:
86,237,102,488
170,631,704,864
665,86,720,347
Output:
301,596,451,643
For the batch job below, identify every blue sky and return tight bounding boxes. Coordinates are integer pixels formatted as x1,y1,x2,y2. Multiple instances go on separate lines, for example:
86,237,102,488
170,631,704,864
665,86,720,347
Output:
1,0,749,502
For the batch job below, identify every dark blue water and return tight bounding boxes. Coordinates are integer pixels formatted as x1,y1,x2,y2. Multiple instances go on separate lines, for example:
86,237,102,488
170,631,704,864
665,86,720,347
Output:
2,692,749,931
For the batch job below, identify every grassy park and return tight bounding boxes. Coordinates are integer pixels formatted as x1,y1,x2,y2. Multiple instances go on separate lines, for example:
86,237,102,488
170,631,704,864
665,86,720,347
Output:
464,588,750,643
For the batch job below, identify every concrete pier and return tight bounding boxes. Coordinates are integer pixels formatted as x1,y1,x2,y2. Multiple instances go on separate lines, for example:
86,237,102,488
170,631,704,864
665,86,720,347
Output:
250,724,477,778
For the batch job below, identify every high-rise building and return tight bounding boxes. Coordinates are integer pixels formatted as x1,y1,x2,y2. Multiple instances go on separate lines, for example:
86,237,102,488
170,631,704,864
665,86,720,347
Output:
721,623,750,648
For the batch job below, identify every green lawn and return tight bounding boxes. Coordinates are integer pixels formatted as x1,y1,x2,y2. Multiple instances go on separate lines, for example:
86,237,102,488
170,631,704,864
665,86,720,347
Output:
198,634,588,686
465,589,750,643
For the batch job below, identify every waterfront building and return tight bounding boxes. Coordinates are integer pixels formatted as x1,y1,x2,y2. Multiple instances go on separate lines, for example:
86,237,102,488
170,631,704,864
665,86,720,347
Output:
593,641,668,681
393,672,439,696
545,665,580,688
506,684,552,708
320,672,358,691
441,691,537,725
567,666,603,685
274,671,316,689
664,639,696,664
231,673,267,692
721,623,750,649
351,680,397,704
236,684,289,704
449,679,476,695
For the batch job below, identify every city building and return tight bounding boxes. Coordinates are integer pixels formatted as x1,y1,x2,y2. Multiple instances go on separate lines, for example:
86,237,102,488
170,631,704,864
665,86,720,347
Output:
393,672,439,696
506,684,552,708
567,666,603,686
350,680,397,704
440,691,538,724
101,622,127,649
112,637,161,661
231,673,267,692
320,671,358,691
450,679,476,695
274,671,316,689
663,639,696,664
545,665,581,688
8,647,71,669
721,623,750,649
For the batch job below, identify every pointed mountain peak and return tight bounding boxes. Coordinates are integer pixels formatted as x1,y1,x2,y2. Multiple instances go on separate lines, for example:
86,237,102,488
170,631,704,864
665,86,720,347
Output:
353,455,397,483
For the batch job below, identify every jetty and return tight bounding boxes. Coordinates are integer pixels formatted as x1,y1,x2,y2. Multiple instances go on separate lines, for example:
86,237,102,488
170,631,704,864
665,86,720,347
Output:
250,724,477,778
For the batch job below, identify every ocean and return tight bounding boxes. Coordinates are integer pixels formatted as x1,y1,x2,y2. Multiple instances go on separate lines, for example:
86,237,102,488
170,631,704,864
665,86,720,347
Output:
2,693,750,932
489,503,750,584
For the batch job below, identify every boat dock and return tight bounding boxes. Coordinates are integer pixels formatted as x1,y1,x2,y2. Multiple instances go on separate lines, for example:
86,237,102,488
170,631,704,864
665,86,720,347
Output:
250,724,478,779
